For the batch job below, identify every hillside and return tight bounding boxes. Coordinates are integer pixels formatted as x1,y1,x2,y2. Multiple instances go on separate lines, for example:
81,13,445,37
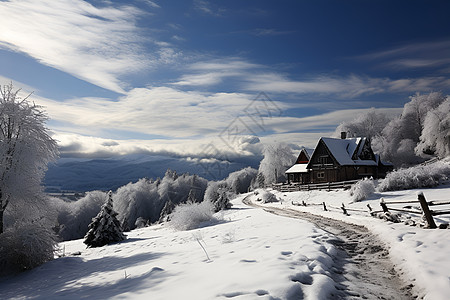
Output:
1,184,449,299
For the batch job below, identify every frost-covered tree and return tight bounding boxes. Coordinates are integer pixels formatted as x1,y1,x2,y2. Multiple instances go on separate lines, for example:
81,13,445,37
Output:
54,190,108,241
0,83,58,234
333,108,391,140
113,171,208,230
372,92,446,167
415,97,450,158
258,143,295,185
84,191,126,248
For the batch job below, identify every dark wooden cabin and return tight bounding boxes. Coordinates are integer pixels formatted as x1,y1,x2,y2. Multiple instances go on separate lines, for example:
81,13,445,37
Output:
286,134,393,184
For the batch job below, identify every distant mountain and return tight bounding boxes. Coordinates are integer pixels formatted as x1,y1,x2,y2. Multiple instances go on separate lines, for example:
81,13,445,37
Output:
44,154,260,192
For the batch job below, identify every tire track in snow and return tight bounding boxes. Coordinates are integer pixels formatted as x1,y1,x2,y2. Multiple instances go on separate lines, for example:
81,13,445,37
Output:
243,196,416,300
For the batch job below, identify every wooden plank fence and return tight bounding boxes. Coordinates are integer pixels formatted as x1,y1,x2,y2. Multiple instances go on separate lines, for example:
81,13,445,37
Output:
379,192,450,229
289,192,449,229
273,180,359,192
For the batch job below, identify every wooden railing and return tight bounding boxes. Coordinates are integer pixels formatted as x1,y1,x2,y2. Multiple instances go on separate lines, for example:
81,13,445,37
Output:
288,191,449,229
272,180,359,192
379,192,450,229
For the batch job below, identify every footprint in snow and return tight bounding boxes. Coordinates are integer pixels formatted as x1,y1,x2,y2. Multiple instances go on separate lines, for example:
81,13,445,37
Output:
240,259,257,263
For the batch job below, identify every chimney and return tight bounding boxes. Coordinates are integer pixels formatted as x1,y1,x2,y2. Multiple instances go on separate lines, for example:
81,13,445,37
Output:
341,132,347,139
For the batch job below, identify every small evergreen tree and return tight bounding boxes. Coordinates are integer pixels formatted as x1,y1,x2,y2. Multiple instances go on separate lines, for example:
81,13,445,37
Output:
213,189,230,212
84,191,126,248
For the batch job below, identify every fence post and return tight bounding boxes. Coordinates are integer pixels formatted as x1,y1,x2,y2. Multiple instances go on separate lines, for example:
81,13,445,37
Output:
417,192,437,229
380,198,389,213
322,202,327,211
341,203,349,216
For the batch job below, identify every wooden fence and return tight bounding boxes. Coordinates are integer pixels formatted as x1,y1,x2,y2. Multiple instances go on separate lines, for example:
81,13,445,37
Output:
272,180,359,192
379,192,450,229
290,192,449,229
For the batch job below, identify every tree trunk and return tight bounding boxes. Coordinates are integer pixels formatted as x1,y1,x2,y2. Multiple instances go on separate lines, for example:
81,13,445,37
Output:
0,208,3,234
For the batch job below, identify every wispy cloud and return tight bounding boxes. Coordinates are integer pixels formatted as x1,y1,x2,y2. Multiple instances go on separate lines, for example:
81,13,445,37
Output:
0,0,163,93
356,39,450,73
193,0,225,16
140,0,160,9
174,57,450,97
250,28,296,36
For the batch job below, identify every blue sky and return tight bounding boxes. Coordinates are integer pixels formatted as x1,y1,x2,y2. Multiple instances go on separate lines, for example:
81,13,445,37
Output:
1,0,450,161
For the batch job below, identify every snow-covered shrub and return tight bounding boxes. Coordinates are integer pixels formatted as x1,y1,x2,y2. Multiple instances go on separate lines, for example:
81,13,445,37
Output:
257,190,278,203
224,167,258,194
378,160,450,192
84,192,126,248
170,201,215,231
55,190,107,241
0,222,58,273
114,171,208,230
203,180,226,203
349,178,375,201
135,217,148,228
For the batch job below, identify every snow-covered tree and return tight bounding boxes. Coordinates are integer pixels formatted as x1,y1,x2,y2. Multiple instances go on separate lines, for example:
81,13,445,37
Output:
84,191,126,248
333,108,391,140
372,92,446,167
0,83,58,234
415,97,450,158
258,143,295,185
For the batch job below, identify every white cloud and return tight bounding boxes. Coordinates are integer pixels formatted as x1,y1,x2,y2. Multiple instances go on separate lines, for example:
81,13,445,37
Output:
193,0,225,16
356,40,450,73
42,89,402,159
0,0,159,93
174,58,450,97
35,86,290,141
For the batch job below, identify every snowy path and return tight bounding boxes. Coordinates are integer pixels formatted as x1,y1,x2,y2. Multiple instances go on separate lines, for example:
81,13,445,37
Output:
244,197,415,299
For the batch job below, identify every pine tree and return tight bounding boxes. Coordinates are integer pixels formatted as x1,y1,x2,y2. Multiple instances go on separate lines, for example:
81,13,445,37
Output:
213,189,230,212
84,191,126,248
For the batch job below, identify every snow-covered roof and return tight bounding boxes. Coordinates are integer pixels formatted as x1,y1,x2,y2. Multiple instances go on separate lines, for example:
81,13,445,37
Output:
318,137,377,166
285,164,309,173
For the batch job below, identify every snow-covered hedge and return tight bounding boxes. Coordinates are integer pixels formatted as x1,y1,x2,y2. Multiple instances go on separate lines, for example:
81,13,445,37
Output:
0,223,57,273
378,159,450,192
349,178,375,201
170,201,215,231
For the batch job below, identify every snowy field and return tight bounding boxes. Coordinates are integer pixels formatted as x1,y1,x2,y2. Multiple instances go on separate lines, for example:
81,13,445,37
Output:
1,195,348,300
0,185,449,299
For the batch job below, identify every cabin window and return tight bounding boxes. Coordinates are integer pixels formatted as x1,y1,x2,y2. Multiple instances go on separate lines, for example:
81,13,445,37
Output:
317,172,325,179
318,155,332,166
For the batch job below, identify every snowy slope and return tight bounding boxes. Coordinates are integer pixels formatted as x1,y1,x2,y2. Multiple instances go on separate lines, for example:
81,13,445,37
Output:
0,196,343,299
1,186,449,299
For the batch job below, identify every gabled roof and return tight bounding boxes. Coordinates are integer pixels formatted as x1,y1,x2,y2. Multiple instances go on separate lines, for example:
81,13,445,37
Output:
303,148,314,159
311,137,377,166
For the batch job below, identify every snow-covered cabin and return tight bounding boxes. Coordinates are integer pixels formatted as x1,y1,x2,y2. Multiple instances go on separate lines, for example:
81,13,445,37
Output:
286,133,393,184
285,148,314,184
